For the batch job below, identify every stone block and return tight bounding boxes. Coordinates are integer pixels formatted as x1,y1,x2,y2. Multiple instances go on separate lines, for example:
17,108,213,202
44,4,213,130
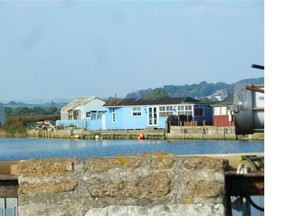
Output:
149,152,176,169
17,158,75,177
86,157,144,172
182,157,228,172
184,179,224,198
88,172,171,199
19,179,78,193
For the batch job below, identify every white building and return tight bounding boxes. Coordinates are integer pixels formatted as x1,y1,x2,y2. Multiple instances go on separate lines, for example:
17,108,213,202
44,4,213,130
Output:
60,96,105,120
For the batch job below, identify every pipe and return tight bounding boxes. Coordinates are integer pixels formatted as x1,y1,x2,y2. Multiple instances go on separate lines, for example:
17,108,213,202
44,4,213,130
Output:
251,64,264,70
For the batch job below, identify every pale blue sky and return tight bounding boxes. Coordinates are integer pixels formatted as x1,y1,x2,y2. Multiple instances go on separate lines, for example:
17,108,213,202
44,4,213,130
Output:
0,0,264,101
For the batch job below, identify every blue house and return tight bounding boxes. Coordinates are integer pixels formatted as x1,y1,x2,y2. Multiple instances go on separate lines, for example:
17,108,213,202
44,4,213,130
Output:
102,97,212,130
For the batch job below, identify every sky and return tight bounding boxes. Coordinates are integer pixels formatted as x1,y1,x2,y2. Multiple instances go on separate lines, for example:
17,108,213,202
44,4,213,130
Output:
0,0,264,102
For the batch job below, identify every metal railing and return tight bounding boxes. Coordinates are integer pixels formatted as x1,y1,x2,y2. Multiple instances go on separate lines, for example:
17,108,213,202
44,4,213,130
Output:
0,198,18,216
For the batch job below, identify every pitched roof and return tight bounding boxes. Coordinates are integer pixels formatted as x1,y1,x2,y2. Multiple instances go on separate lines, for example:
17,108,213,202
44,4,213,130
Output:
61,96,96,112
103,97,201,107
211,93,233,106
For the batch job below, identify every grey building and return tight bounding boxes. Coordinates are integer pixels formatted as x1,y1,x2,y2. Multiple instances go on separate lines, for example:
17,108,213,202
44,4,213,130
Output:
0,104,5,127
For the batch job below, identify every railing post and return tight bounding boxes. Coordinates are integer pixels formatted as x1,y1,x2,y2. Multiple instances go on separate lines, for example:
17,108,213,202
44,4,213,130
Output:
242,196,251,216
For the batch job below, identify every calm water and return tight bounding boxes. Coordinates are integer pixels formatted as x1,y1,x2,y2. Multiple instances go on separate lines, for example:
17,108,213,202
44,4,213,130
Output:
0,137,264,161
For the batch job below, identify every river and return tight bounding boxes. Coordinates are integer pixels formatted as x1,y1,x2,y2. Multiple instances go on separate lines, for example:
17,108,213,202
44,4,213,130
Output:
0,137,264,161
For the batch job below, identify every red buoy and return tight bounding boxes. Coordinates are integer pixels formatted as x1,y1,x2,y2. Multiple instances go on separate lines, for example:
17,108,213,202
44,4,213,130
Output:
139,133,145,139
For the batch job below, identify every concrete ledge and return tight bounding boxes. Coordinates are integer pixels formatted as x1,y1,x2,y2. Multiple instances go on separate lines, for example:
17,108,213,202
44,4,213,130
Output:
85,204,225,216
0,161,18,175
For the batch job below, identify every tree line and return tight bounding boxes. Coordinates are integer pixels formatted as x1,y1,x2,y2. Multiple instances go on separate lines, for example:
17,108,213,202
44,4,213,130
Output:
4,106,59,116
125,78,264,100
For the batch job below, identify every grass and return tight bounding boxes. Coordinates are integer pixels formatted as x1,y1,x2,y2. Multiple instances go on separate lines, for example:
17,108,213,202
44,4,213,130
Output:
0,114,60,137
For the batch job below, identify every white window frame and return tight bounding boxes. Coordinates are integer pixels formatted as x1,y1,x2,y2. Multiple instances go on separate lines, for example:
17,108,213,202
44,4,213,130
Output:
112,108,116,123
214,107,221,116
91,111,102,120
159,106,173,117
132,107,142,116
177,105,193,115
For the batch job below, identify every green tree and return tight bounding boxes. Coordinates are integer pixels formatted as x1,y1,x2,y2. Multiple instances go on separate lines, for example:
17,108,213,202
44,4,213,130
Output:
45,106,58,115
146,88,169,99
31,106,45,114
13,106,30,115
4,107,13,116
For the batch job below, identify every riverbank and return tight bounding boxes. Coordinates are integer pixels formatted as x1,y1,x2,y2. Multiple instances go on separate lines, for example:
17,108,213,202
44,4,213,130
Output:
0,129,26,138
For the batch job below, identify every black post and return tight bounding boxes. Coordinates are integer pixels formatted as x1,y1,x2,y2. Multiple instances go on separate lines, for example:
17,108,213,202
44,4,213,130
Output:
251,64,264,70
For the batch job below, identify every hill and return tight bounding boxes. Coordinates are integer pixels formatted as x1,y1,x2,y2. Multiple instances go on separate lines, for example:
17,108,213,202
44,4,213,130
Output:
125,77,264,101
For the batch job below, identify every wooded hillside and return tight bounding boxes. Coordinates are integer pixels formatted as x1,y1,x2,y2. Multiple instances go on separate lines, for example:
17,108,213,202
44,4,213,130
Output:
125,77,264,101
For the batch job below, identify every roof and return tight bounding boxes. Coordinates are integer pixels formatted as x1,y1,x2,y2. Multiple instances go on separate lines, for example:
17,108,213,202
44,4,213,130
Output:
61,96,96,112
103,97,201,107
211,93,233,107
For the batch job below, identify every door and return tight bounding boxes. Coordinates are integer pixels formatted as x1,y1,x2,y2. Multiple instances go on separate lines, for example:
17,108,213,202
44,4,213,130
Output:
148,107,158,127
102,112,106,130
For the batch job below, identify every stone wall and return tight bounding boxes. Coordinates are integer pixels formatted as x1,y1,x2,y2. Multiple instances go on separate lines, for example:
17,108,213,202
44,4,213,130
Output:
26,126,263,140
17,153,229,216
167,126,236,140
27,129,71,139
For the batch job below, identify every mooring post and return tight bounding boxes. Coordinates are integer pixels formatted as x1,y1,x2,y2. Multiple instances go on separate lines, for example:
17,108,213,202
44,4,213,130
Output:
242,196,251,216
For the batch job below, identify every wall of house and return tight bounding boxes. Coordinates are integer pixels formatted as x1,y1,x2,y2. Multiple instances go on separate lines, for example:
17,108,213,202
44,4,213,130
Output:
84,99,105,113
104,105,213,130
88,118,104,130
213,116,235,127
81,99,106,120
105,107,151,130
17,153,228,216
193,105,213,125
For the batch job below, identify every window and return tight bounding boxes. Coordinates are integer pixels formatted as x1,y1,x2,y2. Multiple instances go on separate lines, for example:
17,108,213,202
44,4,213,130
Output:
112,108,116,123
159,106,173,117
214,107,221,116
86,112,91,118
178,105,192,115
214,107,227,116
194,107,204,117
132,107,141,116
221,107,227,115
91,111,102,120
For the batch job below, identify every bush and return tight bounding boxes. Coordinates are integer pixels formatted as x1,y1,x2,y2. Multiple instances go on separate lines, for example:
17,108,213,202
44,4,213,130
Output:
2,114,60,136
